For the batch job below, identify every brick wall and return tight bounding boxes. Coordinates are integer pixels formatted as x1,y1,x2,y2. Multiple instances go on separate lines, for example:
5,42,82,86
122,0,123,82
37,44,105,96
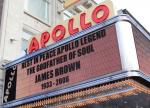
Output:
132,26,150,76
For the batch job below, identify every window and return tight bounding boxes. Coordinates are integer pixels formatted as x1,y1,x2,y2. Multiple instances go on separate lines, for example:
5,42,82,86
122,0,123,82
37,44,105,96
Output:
22,29,35,52
24,0,49,23
22,39,28,52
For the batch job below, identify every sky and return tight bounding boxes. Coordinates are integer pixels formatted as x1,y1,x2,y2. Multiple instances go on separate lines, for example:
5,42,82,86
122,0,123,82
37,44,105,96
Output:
95,0,150,32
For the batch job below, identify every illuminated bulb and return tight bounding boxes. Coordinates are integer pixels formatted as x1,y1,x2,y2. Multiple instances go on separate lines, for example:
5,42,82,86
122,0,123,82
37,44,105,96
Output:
14,79,150,108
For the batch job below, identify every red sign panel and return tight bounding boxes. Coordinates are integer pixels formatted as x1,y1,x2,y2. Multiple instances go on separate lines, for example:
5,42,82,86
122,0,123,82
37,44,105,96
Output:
133,26,150,76
4,24,122,102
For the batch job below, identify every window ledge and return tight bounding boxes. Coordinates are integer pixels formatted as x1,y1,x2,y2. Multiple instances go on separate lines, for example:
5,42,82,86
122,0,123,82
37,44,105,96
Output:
24,11,51,27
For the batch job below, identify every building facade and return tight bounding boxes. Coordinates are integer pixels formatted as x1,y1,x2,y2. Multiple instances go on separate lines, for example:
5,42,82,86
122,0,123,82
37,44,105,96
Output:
63,0,98,20
0,0,64,104
0,0,150,108
1,0,150,107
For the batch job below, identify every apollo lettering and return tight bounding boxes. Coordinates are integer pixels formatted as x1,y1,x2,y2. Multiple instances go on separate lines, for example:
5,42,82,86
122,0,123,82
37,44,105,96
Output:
4,66,16,103
28,5,110,54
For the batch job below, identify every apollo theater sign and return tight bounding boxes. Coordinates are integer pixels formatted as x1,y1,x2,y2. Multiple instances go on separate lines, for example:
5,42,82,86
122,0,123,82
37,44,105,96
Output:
3,0,118,103
28,0,115,54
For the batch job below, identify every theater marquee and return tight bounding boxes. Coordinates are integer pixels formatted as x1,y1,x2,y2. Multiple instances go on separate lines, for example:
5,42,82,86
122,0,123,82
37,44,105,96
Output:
3,24,122,103
3,0,119,103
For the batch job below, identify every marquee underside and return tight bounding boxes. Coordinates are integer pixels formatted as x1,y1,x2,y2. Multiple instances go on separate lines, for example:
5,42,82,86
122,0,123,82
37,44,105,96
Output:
15,78,150,108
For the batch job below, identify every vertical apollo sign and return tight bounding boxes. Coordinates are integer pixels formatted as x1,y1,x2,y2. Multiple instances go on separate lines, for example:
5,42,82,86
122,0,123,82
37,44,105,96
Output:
3,66,17,103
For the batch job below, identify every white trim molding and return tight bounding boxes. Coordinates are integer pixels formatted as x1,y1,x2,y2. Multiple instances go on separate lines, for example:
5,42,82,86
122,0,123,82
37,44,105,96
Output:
115,21,139,70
